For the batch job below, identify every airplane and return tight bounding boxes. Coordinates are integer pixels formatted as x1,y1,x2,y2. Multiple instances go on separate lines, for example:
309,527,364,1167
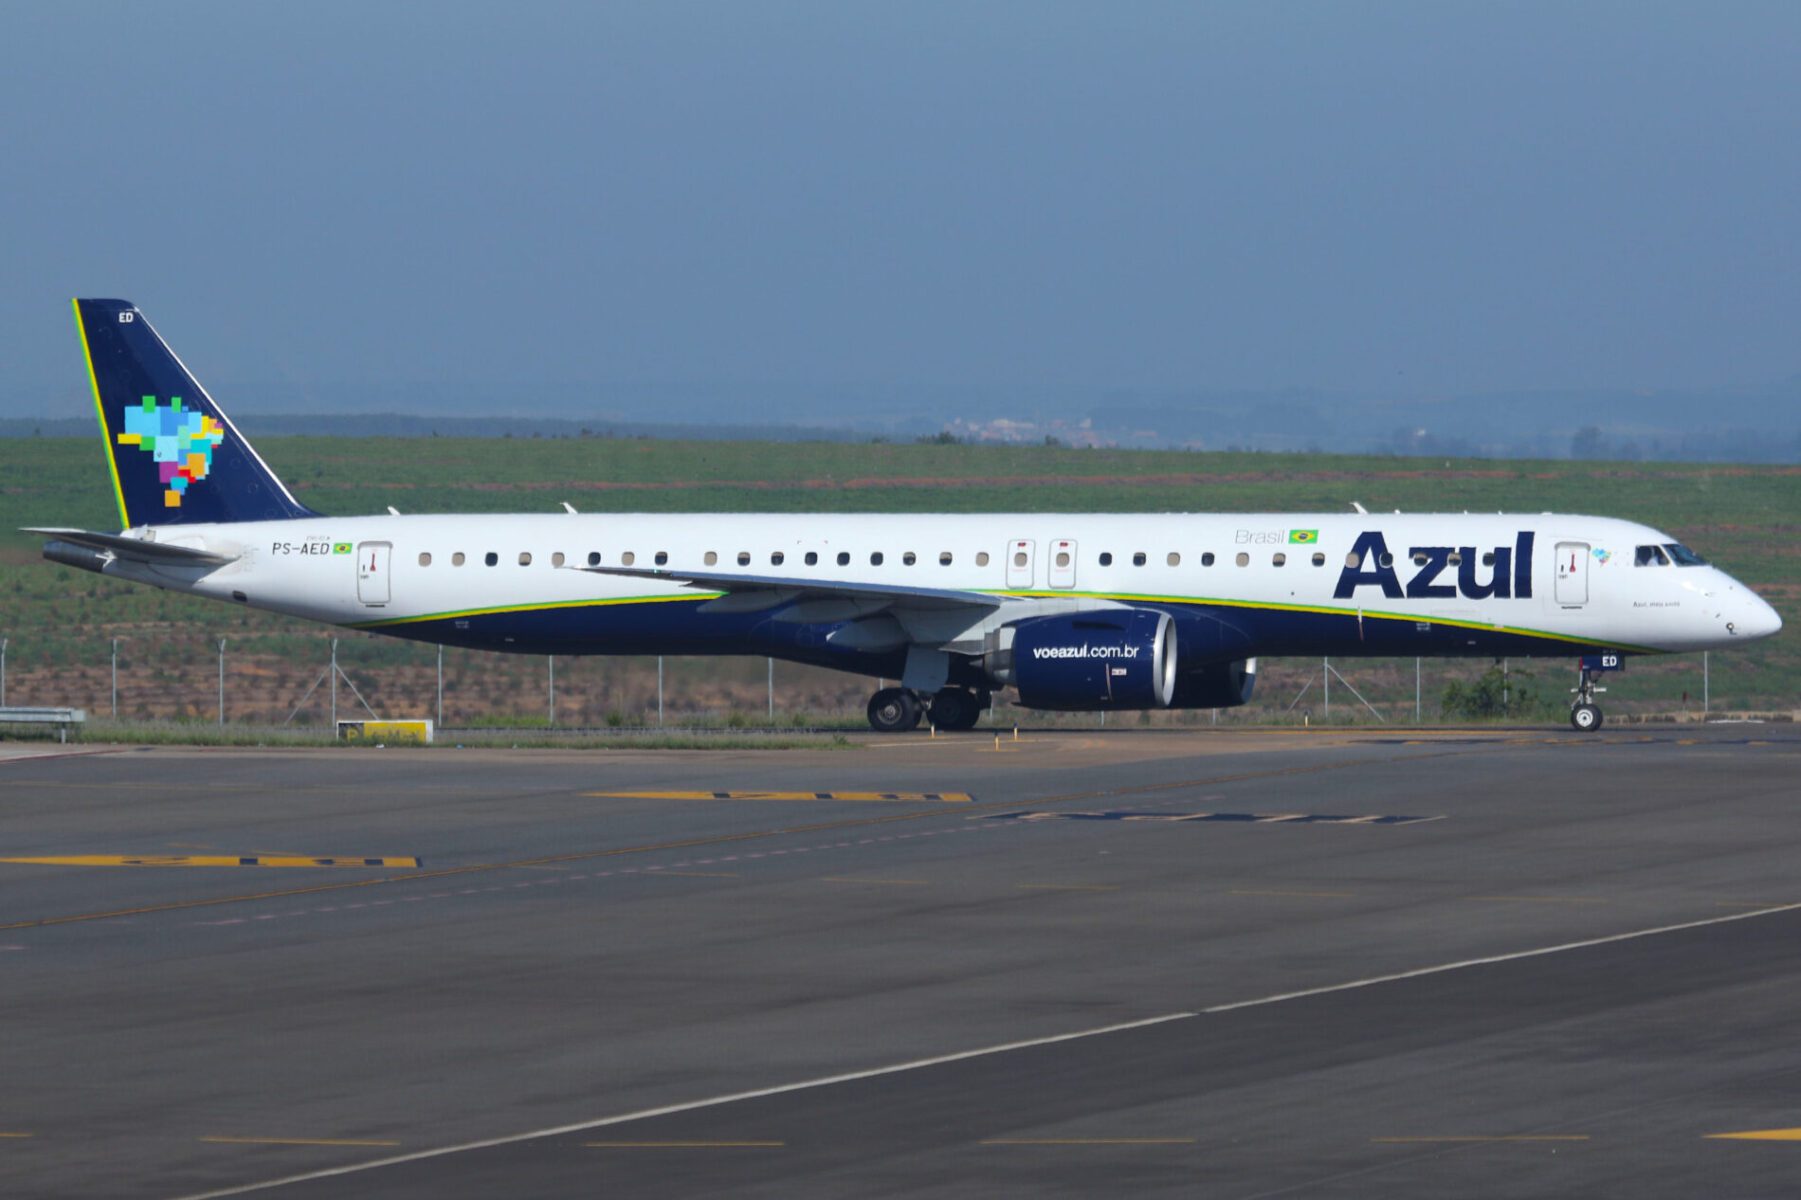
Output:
28,298,1783,733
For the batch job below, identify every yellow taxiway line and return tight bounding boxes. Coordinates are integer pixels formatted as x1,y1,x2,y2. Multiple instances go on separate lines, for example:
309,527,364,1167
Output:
0,856,420,869
586,790,973,803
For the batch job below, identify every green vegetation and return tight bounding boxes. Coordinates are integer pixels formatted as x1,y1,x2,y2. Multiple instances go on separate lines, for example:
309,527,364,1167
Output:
0,435,1794,726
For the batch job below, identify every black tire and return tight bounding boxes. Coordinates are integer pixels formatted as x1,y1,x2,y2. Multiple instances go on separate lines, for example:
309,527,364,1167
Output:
929,688,981,731
867,687,922,733
1570,703,1603,732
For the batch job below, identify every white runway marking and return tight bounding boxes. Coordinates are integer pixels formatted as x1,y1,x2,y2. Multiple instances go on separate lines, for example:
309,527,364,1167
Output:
168,899,1801,1200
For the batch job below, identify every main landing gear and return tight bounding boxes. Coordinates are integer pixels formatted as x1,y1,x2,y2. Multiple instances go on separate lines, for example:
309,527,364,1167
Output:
1569,666,1606,732
865,686,990,733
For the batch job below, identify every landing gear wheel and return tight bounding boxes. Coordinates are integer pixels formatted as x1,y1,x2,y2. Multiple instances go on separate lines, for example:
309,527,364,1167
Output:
1570,703,1603,732
928,688,982,731
867,687,923,733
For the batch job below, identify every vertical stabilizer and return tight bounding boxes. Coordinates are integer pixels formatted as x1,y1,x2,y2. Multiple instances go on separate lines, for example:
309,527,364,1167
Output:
73,298,317,528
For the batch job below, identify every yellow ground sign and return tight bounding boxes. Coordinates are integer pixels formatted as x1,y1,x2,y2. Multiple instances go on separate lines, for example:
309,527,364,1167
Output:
336,720,433,745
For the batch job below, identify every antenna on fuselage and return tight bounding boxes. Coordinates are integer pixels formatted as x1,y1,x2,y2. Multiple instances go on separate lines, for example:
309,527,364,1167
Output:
562,502,578,514
1350,501,1367,514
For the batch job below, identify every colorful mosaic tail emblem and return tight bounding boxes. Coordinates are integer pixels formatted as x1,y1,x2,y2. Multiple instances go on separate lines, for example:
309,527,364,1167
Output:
116,397,225,508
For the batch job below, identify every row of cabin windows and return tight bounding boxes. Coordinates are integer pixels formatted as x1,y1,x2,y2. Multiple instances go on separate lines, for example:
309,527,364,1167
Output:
411,548,1500,570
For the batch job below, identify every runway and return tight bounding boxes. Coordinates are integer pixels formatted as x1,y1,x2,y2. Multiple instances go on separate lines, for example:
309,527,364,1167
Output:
2,725,1798,1198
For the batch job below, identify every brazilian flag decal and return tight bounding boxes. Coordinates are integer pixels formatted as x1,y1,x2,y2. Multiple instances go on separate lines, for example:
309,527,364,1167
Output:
332,542,353,555
1288,529,1319,545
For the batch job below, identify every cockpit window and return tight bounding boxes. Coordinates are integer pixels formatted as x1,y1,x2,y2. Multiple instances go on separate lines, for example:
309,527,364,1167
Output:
1634,545,1670,567
1664,543,1707,566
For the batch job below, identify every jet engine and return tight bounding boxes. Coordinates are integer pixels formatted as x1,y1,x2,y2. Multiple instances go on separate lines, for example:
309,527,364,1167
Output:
992,609,1178,710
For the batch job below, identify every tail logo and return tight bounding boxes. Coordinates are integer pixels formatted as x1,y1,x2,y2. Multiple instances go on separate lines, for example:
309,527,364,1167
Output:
116,396,225,508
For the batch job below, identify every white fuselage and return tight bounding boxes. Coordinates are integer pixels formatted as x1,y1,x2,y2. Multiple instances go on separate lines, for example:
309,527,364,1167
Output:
98,511,1779,664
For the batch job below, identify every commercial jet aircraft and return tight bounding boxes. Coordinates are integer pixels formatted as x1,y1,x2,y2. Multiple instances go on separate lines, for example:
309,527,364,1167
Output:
29,300,1783,732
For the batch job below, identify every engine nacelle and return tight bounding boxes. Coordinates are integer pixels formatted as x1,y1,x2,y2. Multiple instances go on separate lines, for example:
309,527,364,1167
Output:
1169,657,1258,709
1006,609,1178,711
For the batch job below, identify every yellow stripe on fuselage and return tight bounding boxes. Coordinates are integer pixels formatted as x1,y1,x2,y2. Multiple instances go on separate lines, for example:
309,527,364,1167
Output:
353,591,722,629
72,299,130,530
351,587,1653,655
987,589,1659,654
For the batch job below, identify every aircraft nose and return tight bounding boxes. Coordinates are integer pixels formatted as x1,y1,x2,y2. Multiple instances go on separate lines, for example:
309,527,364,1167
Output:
1732,590,1783,641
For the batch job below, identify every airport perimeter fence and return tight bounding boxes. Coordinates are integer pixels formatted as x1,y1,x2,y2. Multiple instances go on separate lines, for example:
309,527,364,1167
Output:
0,628,1789,737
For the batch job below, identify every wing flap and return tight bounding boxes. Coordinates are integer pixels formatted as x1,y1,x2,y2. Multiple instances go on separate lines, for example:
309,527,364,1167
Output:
570,564,1005,613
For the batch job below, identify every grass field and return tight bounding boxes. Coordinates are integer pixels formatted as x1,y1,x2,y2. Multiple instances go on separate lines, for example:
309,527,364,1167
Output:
1,435,1795,726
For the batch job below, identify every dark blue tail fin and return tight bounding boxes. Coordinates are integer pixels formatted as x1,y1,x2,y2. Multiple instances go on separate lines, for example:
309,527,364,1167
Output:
74,298,317,528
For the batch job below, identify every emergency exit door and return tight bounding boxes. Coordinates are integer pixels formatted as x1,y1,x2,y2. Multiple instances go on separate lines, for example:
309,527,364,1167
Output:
1555,541,1588,606
357,541,391,606
1048,538,1077,589
1006,539,1036,589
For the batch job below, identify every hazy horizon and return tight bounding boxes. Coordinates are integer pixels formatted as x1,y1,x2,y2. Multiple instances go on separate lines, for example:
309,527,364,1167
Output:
6,3,1800,457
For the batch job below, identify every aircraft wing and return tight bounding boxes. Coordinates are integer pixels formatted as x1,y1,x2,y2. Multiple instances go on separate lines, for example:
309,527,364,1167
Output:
22,528,240,567
570,564,1007,614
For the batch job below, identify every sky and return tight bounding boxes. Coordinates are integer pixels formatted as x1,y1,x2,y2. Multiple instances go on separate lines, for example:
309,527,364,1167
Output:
4,1,1800,421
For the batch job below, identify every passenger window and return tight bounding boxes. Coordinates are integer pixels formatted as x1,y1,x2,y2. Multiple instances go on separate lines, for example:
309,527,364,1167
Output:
1447,551,1462,566
1099,552,1113,566
1013,551,1028,568
705,551,718,566
771,551,785,566
870,551,883,565
1235,552,1249,567
1167,552,1180,567
837,551,851,566
418,552,432,567
1311,552,1325,566
1344,552,1359,568
552,552,565,567
452,552,466,566
1379,553,1394,568
1272,552,1286,567
518,551,532,566
1056,551,1072,568
586,552,600,566
1412,552,1428,566
483,552,498,566
903,551,917,566
621,551,635,566
738,552,751,566
1483,552,1495,566
1133,552,1147,566
655,551,668,566
1201,552,1215,567
975,551,988,567
940,552,953,565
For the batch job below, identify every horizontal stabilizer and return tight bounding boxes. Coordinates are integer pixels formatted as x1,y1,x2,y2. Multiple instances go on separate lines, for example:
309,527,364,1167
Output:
23,527,239,567
572,564,1006,613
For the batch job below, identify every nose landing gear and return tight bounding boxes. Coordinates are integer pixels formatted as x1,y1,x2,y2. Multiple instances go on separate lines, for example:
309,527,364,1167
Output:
1569,665,1606,732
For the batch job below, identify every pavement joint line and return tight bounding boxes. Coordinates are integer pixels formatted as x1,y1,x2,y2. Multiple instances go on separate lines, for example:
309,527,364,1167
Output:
1016,883,1120,892
1467,895,1610,905
822,876,928,885
1231,889,1356,898
0,1132,34,1138
159,896,1801,1200
0,745,1487,935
